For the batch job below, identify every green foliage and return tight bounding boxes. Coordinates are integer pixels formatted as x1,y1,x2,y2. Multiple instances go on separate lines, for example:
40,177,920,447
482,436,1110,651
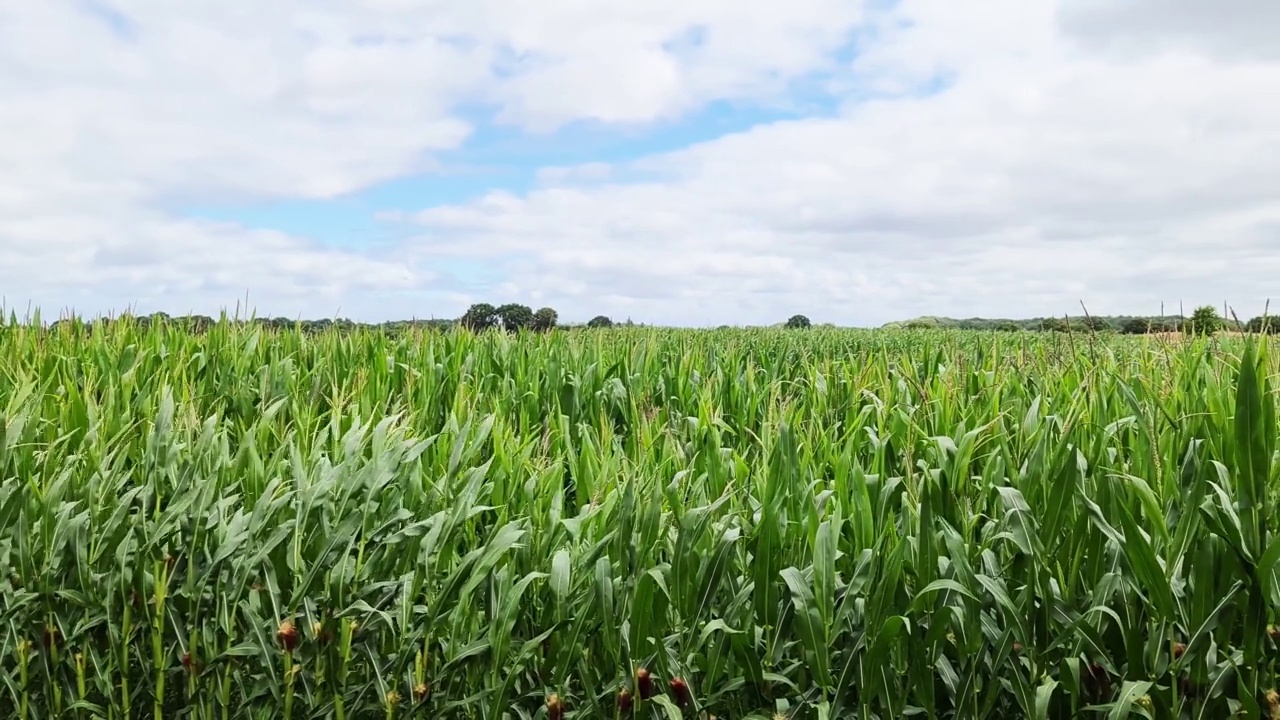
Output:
1246,316,1279,334
532,307,559,333
586,314,613,328
459,303,556,333
1122,317,1154,334
1122,317,1182,335
1081,315,1111,332
49,313,456,336
1186,305,1222,335
904,317,941,330
460,302,499,331
890,315,1183,334
785,314,811,329
1039,317,1069,332
495,303,535,332
2,318,1279,718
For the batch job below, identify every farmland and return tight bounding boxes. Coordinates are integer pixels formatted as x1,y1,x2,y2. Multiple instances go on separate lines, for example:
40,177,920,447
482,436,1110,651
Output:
1,319,1278,719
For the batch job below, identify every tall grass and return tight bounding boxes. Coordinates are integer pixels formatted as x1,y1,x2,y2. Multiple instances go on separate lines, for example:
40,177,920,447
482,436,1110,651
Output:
1,318,1279,718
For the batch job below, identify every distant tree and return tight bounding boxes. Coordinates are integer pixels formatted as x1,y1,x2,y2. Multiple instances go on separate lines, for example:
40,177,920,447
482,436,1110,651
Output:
587,315,613,328
785,314,811,329
1081,316,1110,333
1139,317,1181,334
1185,305,1221,336
460,303,498,331
904,317,942,330
495,303,534,332
994,321,1021,332
531,307,558,333
1246,316,1279,334
177,314,215,333
1039,317,1069,332
1121,318,1154,334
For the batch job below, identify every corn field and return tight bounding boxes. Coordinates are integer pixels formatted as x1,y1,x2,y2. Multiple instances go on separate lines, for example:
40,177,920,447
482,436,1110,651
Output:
2,318,1280,719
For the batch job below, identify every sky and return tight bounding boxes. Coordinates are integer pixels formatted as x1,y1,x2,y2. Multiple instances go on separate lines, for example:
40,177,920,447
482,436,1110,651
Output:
2,0,1279,327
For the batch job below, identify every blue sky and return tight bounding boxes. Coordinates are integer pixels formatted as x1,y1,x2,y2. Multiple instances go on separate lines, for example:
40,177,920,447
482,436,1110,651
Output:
178,99,836,250
171,95,850,303
3,0,1279,326
74,0,138,41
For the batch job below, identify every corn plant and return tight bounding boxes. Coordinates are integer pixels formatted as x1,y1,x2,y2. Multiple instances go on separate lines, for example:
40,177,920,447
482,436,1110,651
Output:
1,316,1279,718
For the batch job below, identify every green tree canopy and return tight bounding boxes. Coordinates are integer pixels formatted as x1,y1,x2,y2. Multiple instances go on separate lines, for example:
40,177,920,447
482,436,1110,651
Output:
785,314,811,329
1246,316,1278,334
531,307,558,333
495,303,534,332
904,317,941,330
460,303,498,331
1121,318,1153,334
1186,305,1221,336
1081,316,1111,332
586,315,613,328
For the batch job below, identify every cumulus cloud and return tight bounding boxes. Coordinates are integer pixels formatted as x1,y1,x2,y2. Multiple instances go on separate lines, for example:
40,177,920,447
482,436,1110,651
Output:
1,0,872,321
403,0,1280,325
3,0,1279,325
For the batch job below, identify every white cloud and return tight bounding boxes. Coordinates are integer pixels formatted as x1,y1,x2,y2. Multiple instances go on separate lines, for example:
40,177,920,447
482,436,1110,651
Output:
403,0,1280,325
475,0,866,128
1,0,872,322
3,0,1279,325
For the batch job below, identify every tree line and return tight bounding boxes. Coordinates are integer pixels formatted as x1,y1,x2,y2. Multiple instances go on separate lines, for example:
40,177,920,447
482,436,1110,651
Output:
37,305,636,336
880,305,1279,335
30,305,1279,336
456,303,636,332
